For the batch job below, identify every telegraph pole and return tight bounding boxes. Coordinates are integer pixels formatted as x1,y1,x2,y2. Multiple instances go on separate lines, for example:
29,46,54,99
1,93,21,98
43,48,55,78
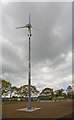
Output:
28,35,32,109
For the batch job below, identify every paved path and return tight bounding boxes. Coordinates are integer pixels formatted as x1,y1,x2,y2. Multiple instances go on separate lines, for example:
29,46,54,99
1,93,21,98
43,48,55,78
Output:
57,112,74,119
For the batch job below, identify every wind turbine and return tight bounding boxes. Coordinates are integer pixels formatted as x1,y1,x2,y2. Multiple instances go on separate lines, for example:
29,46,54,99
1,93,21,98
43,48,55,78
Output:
16,14,32,109
16,14,41,35
16,14,32,37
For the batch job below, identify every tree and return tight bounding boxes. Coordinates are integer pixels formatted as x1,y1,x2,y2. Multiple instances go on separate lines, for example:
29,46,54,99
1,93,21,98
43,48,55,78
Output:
66,85,72,98
10,85,39,98
67,85,72,93
10,86,18,98
0,79,39,99
20,85,28,97
0,79,11,98
31,85,39,97
40,88,53,96
55,89,64,97
20,85,39,97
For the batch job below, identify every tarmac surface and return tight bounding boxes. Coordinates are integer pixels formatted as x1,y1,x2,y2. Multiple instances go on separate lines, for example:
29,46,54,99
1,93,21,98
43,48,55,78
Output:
2,100,73,119
61,112,74,118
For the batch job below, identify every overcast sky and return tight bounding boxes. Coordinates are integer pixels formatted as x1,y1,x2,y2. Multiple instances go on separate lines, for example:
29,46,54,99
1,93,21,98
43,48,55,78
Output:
1,2,72,91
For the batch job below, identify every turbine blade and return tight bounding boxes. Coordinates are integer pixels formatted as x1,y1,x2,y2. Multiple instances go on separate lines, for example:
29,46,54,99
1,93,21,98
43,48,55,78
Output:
29,13,31,24
16,26,26,29
32,26,41,32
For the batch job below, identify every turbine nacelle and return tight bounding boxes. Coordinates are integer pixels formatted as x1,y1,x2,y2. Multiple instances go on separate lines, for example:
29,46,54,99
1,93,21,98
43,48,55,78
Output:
25,23,32,29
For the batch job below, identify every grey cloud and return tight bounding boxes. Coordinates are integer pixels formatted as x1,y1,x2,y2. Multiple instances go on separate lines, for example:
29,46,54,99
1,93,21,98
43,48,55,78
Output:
1,2,72,90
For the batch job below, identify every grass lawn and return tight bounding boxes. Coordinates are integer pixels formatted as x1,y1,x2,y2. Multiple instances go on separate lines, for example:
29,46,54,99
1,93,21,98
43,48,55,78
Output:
2,100,26,104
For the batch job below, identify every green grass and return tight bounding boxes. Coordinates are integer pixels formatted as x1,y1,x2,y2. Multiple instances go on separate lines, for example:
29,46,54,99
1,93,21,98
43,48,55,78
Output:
2,100,26,104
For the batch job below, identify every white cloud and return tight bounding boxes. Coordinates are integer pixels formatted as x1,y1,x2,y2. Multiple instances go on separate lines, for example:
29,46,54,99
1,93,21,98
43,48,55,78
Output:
31,51,72,91
1,2,72,92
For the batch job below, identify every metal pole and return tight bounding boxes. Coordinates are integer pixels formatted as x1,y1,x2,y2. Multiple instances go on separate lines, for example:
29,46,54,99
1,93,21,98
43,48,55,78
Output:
28,36,31,109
